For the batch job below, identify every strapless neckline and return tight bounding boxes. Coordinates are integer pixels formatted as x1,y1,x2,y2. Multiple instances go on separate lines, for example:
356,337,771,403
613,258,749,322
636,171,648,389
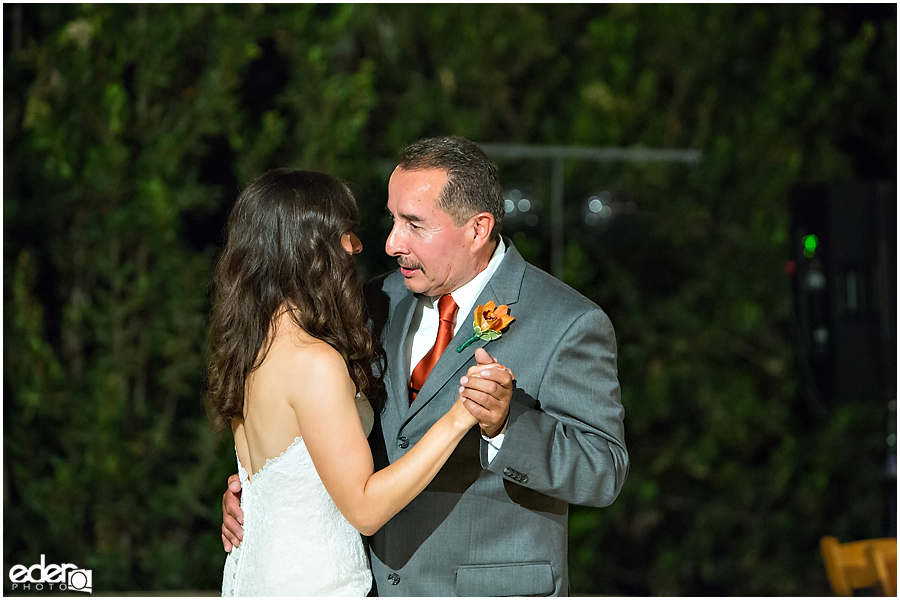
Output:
240,436,304,485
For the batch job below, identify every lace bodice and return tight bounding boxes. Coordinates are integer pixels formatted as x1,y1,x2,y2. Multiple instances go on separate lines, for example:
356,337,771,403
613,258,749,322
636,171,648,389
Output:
221,396,374,596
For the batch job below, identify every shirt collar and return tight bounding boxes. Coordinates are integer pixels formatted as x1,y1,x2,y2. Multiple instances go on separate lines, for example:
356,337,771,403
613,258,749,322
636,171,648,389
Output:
447,237,506,323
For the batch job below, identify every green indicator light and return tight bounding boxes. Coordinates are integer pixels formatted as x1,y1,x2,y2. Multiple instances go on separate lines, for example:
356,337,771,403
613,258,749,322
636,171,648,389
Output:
802,234,818,258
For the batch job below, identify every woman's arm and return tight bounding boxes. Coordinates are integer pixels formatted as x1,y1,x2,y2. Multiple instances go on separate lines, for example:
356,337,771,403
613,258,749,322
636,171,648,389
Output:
290,345,478,536
220,347,514,547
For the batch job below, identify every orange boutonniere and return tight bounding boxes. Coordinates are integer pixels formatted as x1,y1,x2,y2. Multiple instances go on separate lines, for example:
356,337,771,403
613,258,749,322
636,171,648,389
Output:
457,300,515,352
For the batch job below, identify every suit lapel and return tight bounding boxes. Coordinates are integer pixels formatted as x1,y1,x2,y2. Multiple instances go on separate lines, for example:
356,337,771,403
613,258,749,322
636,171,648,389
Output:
383,290,418,424
483,239,525,308
406,239,527,420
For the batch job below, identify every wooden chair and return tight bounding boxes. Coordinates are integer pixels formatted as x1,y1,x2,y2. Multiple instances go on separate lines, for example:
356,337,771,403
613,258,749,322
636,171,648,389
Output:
866,539,897,597
819,535,897,596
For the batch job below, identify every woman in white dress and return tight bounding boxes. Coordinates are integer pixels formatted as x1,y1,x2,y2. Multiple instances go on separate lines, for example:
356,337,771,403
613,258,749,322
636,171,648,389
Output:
207,169,479,596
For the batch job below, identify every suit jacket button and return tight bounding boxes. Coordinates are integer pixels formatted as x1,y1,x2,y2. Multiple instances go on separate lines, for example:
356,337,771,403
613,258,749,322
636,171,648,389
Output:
520,474,529,483
398,436,409,449
503,467,514,477
388,573,401,585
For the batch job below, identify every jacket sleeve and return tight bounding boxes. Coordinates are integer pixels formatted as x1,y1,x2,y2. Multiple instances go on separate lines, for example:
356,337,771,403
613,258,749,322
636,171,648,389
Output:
483,307,629,507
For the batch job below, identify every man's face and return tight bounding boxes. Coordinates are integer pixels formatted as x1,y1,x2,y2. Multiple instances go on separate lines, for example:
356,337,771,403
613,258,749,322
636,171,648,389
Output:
385,167,478,297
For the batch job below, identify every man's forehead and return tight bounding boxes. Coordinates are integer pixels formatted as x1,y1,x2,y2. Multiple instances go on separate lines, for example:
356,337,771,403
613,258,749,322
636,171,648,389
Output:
389,166,448,191
387,168,448,210
391,164,448,178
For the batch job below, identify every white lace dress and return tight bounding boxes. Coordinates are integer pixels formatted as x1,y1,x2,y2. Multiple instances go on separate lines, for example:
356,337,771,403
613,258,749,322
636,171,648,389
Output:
221,396,374,596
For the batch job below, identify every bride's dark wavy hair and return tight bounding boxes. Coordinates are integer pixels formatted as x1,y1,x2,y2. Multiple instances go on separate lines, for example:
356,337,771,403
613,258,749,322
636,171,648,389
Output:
207,168,381,431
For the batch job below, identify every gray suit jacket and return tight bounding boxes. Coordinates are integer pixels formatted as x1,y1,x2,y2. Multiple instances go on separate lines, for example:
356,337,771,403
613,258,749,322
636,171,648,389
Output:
365,239,628,596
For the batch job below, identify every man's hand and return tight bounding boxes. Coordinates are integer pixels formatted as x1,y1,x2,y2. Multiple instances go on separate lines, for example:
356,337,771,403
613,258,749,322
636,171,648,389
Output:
459,347,515,438
221,474,244,552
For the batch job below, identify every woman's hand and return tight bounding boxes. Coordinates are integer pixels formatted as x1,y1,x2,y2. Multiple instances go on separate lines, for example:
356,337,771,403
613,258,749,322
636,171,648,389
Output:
458,348,515,438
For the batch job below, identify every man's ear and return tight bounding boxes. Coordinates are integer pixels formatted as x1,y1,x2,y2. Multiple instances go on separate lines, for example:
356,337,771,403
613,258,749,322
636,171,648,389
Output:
468,212,495,251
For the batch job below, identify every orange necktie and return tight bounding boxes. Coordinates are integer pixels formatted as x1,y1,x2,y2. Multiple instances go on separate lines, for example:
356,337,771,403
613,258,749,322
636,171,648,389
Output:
409,294,458,404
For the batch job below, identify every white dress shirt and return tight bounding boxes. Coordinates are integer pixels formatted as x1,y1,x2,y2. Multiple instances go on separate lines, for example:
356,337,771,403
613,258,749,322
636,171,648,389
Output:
403,239,509,461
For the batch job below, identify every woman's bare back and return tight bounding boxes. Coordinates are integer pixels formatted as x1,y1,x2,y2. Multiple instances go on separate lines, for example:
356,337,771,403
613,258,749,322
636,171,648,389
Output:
233,311,348,480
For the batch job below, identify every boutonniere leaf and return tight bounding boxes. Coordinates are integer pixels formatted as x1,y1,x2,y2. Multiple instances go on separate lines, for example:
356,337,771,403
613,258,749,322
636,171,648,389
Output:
457,300,515,352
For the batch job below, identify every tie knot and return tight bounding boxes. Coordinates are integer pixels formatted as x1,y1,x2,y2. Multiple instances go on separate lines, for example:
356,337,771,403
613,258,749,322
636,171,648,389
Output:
437,294,458,323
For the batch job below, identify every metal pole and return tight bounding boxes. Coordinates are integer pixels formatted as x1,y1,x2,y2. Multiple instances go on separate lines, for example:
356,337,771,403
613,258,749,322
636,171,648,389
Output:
479,142,703,280
480,143,703,165
551,156,564,279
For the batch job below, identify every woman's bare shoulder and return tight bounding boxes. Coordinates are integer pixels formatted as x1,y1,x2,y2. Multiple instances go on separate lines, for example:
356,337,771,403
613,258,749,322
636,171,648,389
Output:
266,316,354,403
285,337,347,378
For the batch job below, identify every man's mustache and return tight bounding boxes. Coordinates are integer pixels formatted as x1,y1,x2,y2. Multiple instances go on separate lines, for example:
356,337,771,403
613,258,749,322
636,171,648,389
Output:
397,258,424,271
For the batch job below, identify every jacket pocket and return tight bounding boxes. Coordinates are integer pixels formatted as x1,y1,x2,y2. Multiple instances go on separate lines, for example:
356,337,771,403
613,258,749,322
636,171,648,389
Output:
456,562,554,596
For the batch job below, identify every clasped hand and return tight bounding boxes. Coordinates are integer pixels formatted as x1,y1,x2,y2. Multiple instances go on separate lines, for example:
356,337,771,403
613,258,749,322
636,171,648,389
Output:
458,347,515,439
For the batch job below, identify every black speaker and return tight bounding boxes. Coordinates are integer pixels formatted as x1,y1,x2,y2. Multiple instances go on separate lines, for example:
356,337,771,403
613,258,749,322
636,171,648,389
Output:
790,181,896,405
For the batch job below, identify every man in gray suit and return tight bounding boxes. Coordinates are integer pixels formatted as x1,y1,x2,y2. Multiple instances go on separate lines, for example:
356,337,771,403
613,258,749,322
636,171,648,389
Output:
222,136,628,596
